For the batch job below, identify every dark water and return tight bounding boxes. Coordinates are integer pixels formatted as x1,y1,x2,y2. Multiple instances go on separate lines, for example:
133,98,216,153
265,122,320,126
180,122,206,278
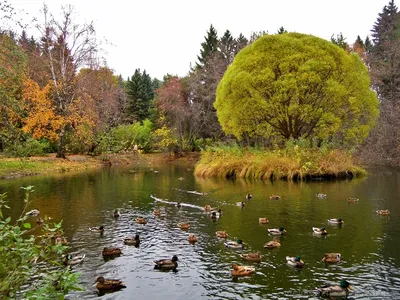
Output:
1,162,400,299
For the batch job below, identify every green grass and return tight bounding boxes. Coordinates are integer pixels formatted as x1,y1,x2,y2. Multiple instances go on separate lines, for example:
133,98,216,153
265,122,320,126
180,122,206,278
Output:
194,146,366,180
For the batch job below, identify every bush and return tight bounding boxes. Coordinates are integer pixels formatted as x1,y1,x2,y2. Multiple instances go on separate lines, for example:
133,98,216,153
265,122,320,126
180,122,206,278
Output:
5,138,52,157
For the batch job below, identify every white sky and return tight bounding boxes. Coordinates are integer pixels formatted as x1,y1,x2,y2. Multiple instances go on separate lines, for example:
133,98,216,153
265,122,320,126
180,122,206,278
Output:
9,0,390,80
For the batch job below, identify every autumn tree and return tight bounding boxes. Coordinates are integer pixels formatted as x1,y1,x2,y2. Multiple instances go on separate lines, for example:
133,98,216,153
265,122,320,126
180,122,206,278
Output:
215,33,379,147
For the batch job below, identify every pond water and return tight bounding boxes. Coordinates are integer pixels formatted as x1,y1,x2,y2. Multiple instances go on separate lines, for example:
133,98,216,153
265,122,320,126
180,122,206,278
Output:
1,161,400,299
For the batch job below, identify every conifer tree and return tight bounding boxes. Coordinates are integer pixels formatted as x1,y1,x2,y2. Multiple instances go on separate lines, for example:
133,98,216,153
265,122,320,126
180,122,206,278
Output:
196,24,218,68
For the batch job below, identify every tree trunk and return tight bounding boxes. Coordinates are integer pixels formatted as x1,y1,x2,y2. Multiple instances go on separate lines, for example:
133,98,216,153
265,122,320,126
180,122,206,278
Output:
56,127,66,158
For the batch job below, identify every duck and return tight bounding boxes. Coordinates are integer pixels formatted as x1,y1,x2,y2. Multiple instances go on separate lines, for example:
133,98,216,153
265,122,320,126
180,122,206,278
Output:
376,209,390,216
176,202,182,208
102,247,122,257
236,201,245,208
55,236,68,245
312,227,328,235
328,218,344,225
135,217,147,224
177,223,190,230
26,209,40,217
188,234,198,244
96,276,126,291
224,239,246,249
153,255,178,270
270,195,281,200
347,197,359,202
316,280,353,298
64,254,85,266
246,194,252,199
231,264,255,277
153,209,161,216
240,252,262,262
259,217,269,224
322,253,341,263
210,210,222,219
264,237,281,249
113,210,121,218
89,226,104,234
204,205,212,212
216,231,228,238
286,256,305,268
124,234,140,246
268,227,286,235
316,193,327,198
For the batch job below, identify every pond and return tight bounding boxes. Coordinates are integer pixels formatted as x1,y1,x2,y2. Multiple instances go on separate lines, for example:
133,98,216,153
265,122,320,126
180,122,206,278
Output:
1,161,400,299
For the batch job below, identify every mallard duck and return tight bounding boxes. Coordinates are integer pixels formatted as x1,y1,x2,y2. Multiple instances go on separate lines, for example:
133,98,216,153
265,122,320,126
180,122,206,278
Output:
322,253,341,263
26,209,40,217
216,231,228,238
204,205,212,212
376,209,390,216
36,217,44,225
102,247,122,257
313,227,328,235
153,255,178,270
178,222,190,230
347,197,359,202
236,201,245,207
188,234,198,244
231,264,255,276
246,194,252,199
96,276,126,291
328,218,344,225
286,256,305,268
259,217,269,224
240,252,261,262
316,280,353,298
268,227,286,235
113,210,121,218
176,202,182,208
224,239,246,249
153,209,161,216
55,237,68,245
316,193,327,198
124,234,140,246
210,210,221,219
135,217,147,224
270,195,281,200
89,226,104,234
64,254,85,266
264,237,281,249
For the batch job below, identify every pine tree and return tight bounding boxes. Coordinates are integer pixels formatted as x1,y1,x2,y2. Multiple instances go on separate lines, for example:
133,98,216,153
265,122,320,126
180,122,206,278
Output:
196,24,218,68
330,33,348,49
277,26,287,34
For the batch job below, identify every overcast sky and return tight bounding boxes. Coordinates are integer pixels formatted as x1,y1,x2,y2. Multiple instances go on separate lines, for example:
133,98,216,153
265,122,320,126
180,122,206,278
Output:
10,0,391,79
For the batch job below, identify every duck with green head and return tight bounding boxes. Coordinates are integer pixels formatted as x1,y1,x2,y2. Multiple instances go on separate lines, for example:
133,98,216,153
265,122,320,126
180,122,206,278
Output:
286,256,305,268
154,255,178,270
224,239,246,249
64,254,85,266
316,280,352,298
313,227,328,235
268,227,286,235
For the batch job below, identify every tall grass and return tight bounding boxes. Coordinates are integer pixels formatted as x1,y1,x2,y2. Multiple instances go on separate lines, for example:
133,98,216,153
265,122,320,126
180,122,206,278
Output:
194,145,366,180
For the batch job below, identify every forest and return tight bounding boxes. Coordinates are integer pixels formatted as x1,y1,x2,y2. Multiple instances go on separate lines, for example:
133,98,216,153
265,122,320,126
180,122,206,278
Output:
0,0,399,167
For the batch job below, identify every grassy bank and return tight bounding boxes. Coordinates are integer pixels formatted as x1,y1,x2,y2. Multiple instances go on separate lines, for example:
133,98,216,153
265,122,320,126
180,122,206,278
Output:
194,146,366,180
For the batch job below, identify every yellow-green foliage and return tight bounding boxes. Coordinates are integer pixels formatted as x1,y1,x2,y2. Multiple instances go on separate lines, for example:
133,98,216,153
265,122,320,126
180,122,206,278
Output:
215,33,379,147
194,146,366,180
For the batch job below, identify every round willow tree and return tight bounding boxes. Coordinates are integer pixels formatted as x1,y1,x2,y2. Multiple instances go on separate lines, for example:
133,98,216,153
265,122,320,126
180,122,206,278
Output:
214,33,379,146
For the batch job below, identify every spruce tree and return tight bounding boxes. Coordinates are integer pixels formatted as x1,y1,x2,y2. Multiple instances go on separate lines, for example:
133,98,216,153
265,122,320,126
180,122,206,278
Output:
196,24,218,68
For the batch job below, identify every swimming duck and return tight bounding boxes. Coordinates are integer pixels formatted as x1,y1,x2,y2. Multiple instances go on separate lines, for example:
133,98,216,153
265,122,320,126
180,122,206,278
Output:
236,202,245,208
153,255,178,270
216,231,228,238
124,234,140,246
55,236,68,245
312,227,328,235
240,253,262,262
246,194,252,199
322,253,341,263
113,210,121,218
153,209,161,216
89,226,104,234
268,227,286,235
96,276,126,291
286,256,305,268
316,280,353,298
264,237,281,249
231,264,255,276
270,195,281,200
224,239,246,249
176,202,182,208
328,218,344,225
316,193,327,198
259,217,269,224
347,197,359,202
26,209,40,217
64,254,85,266
376,209,390,216
188,234,198,244
204,205,212,212
102,247,122,257
210,210,221,219
135,217,147,224
178,223,190,230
